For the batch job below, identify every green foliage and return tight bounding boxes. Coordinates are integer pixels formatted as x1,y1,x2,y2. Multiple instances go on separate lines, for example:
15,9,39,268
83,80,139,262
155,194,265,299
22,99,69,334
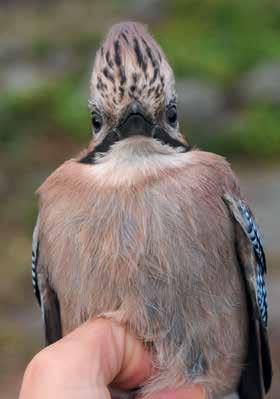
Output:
0,77,91,148
51,78,91,139
31,31,101,59
190,105,280,159
156,0,280,83
0,89,51,143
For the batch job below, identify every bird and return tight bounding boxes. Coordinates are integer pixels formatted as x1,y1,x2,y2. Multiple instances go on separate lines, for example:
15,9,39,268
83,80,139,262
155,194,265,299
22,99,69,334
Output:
32,22,272,399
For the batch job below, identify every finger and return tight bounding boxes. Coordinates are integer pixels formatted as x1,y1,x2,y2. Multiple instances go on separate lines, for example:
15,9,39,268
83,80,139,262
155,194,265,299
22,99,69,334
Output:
62,318,153,388
61,318,206,398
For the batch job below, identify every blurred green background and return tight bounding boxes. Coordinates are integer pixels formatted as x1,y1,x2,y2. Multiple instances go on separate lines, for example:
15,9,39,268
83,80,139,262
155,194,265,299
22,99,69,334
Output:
0,0,279,397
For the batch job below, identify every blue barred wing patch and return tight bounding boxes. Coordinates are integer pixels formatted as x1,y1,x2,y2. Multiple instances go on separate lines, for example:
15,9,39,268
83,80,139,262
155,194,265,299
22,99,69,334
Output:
32,217,41,306
237,200,268,327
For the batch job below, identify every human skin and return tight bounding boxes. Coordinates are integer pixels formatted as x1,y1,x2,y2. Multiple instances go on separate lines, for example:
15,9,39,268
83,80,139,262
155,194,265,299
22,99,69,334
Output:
19,318,206,399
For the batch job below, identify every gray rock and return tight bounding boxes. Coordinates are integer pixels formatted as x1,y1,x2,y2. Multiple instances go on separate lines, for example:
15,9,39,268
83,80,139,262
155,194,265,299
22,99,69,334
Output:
0,38,26,63
44,49,77,72
176,79,225,127
128,0,164,21
0,63,44,92
238,165,280,256
238,60,280,104
0,50,77,92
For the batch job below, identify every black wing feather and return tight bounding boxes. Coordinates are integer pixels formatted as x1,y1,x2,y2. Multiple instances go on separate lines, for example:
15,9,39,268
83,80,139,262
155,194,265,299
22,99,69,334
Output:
223,195,272,398
32,217,41,306
32,216,62,345
237,200,268,327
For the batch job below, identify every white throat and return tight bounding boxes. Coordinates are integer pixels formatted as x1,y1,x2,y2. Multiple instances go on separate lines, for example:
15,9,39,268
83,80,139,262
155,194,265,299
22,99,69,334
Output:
86,136,191,187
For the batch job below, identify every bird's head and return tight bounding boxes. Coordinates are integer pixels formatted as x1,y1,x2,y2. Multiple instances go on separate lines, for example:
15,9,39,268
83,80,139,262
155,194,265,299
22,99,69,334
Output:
88,22,189,152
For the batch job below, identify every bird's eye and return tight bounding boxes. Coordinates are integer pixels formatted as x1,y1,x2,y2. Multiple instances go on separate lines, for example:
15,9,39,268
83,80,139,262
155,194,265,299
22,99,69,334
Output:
91,113,103,133
166,105,177,126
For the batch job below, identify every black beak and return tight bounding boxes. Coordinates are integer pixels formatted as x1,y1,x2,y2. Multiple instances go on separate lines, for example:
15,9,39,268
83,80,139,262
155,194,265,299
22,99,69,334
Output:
117,102,154,138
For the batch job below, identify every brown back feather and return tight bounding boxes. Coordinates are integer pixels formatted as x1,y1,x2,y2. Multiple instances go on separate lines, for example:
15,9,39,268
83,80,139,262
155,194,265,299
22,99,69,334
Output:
38,145,247,397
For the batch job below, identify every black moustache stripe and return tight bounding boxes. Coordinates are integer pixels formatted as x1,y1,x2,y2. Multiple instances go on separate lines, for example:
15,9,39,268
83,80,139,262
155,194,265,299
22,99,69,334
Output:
79,129,191,165
79,129,120,164
152,126,191,152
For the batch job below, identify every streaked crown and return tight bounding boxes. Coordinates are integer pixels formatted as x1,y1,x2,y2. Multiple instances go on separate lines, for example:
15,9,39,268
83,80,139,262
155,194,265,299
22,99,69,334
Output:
89,22,175,122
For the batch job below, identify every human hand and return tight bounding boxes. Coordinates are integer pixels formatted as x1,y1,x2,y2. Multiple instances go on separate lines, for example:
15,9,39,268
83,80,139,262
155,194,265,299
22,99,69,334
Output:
19,318,206,399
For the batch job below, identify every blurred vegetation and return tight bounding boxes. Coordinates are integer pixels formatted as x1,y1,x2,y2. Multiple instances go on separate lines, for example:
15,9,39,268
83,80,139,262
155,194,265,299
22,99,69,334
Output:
1,0,280,159
158,0,280,82
0,76,91,146
195,105,280,158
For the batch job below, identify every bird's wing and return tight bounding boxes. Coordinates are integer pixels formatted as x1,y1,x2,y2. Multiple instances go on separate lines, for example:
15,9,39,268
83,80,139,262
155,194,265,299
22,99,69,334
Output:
32,215,62,345
223,194,272,399
32,215,41,307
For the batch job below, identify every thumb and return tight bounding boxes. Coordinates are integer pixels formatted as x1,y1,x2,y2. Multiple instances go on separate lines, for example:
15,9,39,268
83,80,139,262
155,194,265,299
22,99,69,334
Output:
62,318,206,398
80,319,206,399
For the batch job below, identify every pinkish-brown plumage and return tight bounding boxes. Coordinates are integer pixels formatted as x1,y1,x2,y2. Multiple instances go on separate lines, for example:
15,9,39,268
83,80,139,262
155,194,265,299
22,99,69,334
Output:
33,22,271,399
37,140,246,397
